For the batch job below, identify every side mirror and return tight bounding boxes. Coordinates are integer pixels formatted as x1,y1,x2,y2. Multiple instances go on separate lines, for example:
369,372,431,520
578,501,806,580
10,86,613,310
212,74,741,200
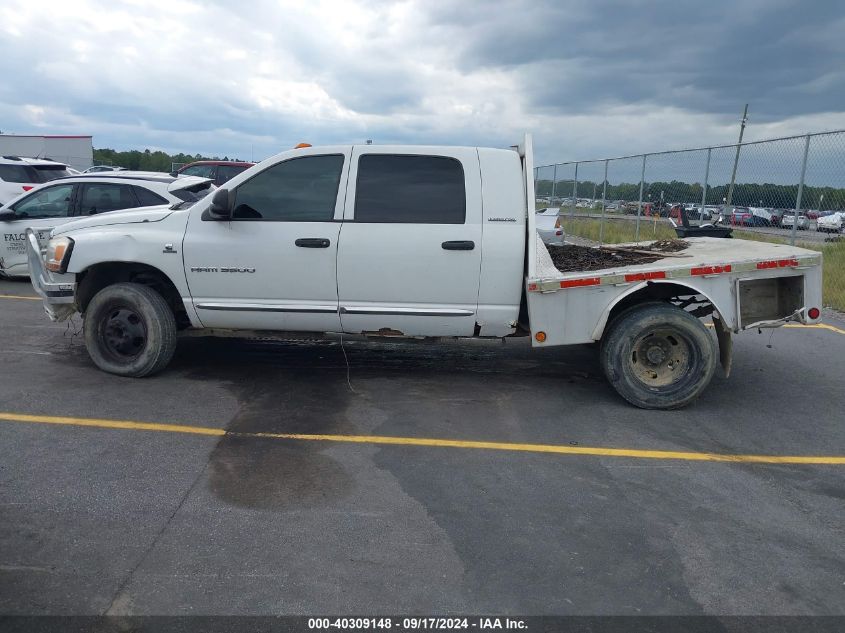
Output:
205,188,232,220
0,209,14,221
169,171,178,177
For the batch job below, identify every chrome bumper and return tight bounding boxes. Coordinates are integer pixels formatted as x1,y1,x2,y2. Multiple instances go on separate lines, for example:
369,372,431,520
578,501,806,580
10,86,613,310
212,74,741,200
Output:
25,229,77,321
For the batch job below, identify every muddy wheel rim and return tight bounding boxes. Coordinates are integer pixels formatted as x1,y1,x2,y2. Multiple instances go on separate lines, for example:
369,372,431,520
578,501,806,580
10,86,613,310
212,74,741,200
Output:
629,328,692,388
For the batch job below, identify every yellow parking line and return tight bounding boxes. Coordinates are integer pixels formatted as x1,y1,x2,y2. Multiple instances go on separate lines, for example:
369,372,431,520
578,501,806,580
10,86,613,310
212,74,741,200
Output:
0,411,842,465
0,294,40,301
784,323,845,335
0,412,224,436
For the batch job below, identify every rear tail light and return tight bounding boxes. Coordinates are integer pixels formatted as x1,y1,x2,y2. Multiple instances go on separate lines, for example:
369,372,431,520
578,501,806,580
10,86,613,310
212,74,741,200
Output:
808,307,821,320
22,186,33,191
555,230,562,236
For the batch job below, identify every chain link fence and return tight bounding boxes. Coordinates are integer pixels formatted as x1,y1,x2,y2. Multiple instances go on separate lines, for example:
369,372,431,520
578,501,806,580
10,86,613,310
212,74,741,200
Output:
535,130,845,312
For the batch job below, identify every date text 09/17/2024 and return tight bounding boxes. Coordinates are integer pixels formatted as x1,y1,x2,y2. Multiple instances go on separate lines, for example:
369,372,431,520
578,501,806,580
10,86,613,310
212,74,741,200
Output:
307,618,527,630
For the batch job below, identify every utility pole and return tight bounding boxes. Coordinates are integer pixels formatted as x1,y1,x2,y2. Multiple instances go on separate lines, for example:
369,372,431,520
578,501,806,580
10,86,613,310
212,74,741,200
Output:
725,104,748,209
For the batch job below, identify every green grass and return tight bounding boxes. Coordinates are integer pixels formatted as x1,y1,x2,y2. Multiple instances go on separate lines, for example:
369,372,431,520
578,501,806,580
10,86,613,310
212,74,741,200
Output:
562,218,845,312
560,216,677,244
734,230,845,313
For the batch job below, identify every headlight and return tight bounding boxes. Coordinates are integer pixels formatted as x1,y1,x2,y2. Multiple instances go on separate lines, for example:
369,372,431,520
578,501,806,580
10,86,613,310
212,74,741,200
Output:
45,236,74,273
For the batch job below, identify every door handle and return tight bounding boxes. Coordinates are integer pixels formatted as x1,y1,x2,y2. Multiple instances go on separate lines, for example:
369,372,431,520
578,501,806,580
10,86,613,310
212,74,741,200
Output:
295,238,331,248
441,240,475,251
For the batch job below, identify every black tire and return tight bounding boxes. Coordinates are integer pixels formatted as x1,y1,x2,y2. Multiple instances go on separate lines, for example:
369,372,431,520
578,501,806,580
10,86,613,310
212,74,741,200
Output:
84,282,177,377
600,302,717,410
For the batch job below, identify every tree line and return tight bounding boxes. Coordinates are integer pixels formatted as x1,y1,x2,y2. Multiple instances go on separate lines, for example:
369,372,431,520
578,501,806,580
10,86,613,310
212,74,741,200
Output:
92,148,247,173
535,179,845,210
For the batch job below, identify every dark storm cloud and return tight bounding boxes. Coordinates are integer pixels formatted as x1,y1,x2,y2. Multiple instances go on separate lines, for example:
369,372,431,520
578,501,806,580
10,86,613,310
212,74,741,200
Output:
424,0,845,119
0,0,841,162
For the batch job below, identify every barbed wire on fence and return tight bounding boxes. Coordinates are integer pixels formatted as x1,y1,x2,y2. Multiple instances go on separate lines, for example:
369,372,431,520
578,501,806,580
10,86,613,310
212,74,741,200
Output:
533,128,845,312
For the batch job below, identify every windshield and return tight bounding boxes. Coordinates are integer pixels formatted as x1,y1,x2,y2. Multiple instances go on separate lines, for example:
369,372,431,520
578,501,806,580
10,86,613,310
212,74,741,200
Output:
170,181,215,208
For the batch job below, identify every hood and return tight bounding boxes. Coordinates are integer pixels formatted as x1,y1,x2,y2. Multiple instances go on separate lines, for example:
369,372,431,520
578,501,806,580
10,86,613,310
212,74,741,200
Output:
52,204,175,236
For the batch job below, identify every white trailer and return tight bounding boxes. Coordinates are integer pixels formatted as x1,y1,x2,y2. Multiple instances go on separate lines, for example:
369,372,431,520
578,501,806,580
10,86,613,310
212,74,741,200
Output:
0,134,93,172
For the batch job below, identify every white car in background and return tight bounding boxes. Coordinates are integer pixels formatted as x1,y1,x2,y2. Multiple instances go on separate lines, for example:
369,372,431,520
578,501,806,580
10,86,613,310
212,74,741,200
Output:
0,172,214,277
817,211,845,233
535,207,565,246
83,165,127,174
0,156,73,204
782,211,810,231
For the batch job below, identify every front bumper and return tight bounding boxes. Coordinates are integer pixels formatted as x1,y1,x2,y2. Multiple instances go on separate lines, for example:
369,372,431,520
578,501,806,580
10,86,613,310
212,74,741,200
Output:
25,229,77,321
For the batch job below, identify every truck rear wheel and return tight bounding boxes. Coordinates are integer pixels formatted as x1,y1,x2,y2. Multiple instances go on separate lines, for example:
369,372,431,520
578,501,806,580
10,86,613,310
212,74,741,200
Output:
84,282,177,377
600,302,716,410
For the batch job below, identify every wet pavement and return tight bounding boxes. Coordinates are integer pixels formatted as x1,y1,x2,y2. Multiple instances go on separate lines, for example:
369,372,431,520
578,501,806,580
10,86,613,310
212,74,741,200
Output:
1,277,844,615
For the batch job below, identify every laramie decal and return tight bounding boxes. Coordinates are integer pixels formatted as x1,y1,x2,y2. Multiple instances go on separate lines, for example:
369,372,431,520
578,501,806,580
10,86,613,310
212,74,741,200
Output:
190,266,256,273
488,217,517,222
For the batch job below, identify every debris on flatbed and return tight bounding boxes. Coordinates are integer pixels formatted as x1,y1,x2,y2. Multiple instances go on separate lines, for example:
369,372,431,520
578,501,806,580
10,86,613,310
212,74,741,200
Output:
602,238,691,258
646,239,689,252
546,239,690,274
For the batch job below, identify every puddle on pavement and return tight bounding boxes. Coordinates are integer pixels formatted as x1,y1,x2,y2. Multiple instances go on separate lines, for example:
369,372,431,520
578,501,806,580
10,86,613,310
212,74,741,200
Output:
170,336,603,510
178,339,358,510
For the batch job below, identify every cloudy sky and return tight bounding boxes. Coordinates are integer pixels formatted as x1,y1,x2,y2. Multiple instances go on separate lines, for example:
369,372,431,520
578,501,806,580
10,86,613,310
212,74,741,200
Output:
1,0,843,166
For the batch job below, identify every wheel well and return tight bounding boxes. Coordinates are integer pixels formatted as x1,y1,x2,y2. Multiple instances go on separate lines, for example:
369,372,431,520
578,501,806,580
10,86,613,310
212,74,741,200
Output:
76,262,190,329
604,282,716,335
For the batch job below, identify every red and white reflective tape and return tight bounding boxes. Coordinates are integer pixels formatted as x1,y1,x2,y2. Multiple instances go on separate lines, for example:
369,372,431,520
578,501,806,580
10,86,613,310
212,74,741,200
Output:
527,255,820,293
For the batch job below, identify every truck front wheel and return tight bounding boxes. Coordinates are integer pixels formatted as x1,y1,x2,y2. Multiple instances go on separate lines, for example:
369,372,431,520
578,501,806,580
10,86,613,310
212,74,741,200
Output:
84,282,177,377
600,302,716,410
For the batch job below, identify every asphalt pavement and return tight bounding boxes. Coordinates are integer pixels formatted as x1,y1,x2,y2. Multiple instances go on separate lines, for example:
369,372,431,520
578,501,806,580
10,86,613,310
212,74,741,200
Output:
1,276,843,616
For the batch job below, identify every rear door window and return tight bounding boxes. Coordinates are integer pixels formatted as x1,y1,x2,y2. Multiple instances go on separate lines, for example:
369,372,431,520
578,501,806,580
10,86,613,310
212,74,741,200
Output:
79,183,138,215
354,155,465,224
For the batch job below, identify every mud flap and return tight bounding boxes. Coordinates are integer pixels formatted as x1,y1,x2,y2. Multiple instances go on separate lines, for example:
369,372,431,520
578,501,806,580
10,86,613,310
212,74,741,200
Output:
712,314,733,378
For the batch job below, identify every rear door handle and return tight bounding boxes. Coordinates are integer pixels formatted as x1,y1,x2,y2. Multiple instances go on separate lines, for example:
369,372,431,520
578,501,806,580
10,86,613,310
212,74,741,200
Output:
295,238,331,248
441,240,475,251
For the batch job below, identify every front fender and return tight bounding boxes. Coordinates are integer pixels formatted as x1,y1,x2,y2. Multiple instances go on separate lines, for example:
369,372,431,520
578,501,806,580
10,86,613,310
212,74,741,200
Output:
62,212,199,325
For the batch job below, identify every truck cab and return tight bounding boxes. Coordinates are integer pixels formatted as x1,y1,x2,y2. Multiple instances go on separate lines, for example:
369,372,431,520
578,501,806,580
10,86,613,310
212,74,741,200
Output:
179,144,523,338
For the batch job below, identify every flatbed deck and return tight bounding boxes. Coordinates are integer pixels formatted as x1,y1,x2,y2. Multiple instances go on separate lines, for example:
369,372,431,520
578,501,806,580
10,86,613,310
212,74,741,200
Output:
531,235,821,285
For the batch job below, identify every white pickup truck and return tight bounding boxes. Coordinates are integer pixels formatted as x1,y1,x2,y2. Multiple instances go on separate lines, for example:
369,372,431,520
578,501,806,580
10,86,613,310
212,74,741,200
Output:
26,135,823,409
